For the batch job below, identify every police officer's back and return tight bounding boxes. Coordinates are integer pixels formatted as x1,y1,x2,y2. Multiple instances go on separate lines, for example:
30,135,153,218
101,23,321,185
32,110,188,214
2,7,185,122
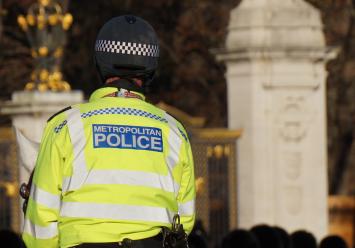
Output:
22,15,196,248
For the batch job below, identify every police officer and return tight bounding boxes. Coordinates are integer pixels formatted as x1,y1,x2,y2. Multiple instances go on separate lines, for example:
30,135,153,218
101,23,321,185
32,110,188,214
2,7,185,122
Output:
22,15,196,248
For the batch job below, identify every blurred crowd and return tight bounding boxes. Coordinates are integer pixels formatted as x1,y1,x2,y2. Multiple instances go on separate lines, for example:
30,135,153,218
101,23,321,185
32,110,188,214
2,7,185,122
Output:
188,221,350,248
0,222,350,248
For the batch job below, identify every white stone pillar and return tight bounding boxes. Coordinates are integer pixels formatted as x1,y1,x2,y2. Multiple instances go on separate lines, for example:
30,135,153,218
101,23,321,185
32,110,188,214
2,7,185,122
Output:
216,0,335,240
0,90,83,224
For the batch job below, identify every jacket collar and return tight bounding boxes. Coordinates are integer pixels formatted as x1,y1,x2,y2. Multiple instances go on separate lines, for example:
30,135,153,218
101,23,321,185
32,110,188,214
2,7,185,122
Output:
89,87,145,102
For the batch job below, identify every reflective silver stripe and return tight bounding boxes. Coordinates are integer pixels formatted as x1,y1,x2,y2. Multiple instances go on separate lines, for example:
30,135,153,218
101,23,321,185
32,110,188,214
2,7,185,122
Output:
61,202,175,224
30,184,60,210
85,169,179,193
164,113,182,196
62,177,70,192
178,199,195,216
23,219,58,239
165,114,182,170
63,107,88,192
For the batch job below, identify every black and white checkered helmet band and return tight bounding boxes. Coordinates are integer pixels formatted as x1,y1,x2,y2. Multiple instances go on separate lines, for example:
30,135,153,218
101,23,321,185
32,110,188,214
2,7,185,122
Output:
95,40,159,57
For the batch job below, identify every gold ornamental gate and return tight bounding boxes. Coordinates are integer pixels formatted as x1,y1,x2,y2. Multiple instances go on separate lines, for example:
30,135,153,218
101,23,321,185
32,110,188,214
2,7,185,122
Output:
191,129,241,247
0,127,20,232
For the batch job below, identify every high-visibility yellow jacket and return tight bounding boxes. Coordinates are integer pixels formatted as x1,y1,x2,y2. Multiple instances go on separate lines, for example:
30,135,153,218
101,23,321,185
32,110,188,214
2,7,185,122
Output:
22,87,196,248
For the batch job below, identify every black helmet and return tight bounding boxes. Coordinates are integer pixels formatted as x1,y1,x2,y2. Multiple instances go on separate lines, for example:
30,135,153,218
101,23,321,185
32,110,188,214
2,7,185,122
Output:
94,15,159,92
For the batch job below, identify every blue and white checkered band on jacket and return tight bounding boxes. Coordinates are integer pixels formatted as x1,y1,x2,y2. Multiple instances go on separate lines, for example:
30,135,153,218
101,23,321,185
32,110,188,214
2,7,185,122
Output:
95,40,159,57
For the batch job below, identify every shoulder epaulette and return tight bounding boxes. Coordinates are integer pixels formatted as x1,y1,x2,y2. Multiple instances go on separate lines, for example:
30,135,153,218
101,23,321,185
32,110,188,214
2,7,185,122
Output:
47,106,72,122
164,111,185,128
164,111,189,142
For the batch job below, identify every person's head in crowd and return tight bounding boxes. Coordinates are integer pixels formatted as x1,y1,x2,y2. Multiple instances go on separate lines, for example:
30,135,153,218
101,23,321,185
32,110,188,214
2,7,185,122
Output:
189,232,208,248
188,219,208,248
290,230,317,248
250,224,283,248
319,235,348,248
0,229,26,248
192,219,208,239
273,226,291,248
222,229,260,248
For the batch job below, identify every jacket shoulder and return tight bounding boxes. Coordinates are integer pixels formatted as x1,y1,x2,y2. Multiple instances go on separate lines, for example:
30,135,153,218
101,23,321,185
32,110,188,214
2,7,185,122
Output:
47,106,72,123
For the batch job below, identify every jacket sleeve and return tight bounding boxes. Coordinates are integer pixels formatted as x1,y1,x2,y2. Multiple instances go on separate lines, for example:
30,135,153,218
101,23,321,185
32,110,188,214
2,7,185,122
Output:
22,119,64,248
176,128,196,234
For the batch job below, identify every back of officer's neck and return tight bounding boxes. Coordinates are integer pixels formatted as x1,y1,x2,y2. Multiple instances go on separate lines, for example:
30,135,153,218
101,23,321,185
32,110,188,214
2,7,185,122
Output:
103,77,145,101
105,77,143,87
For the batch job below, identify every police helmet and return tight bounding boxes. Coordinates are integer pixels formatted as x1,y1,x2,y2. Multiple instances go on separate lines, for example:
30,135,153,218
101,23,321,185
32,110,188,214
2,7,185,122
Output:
94,15,159,91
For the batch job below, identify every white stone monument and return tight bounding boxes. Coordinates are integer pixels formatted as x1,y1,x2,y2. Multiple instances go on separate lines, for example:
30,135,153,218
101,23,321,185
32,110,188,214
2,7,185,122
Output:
216,0,335,240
